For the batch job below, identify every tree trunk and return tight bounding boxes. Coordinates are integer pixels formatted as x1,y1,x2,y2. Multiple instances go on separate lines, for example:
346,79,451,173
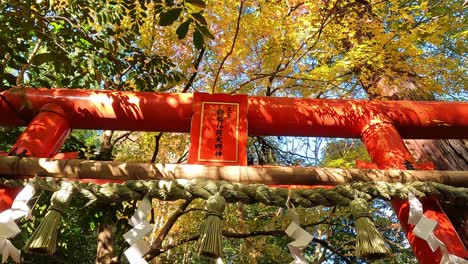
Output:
367,76,468,248
405,139,468,171
405,139,468,249
96,218,114,264
95,132,115,263
335,0,468,247
97,130,114,161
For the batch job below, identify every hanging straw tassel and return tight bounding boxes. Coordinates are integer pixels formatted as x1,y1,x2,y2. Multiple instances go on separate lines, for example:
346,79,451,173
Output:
197,192,226,259
350,198,391,260
24,181,73,255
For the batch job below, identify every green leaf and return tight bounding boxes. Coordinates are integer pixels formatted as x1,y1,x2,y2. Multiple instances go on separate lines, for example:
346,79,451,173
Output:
159,8,183,26
12,54,27,65
185,0,205,8
191,12,207,25
185,0,206,9
31,53,54,65
37,79,51,88
2,73,16,85
176,20,191,39
129,9,137,19
97,13,103,24
61,78,71,86
154,4,164,14
128,3,137,10
194,22,213,39
193,29,203,50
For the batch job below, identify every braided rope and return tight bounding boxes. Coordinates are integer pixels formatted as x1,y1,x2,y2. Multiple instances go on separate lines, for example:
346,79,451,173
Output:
1,177,467,208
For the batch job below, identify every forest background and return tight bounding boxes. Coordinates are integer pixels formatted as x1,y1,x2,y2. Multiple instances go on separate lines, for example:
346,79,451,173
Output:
0,0,466,263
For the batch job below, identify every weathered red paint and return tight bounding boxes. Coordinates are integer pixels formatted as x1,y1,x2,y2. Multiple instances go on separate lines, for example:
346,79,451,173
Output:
0,103,72,211
10,103,71,157
1,88,467,138
0,88,194,132
361,122,418,169
361,122,467,263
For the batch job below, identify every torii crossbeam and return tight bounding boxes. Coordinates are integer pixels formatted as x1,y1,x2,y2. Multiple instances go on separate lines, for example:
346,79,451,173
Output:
0,87,467,263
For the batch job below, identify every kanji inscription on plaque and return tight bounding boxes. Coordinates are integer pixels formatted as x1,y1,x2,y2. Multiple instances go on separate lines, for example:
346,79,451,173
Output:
188,93,247,165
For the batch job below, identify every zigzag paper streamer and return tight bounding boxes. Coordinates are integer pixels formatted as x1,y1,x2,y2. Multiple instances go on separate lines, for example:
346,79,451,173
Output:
285,196,313,264
124,197,153,264
0,184,35,263
408,193,468,264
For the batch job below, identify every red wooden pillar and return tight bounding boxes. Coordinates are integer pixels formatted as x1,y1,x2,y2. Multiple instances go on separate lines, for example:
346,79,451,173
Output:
0,103,71,211
361,121,467,263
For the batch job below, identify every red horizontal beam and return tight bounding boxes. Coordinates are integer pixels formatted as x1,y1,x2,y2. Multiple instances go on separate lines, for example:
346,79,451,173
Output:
1,88,467,139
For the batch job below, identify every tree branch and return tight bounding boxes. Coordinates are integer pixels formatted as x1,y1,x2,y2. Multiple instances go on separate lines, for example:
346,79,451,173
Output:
211,0,245,93
150,132,164,163
142,203,350,262
227,230,353,264
266,63,284,96
111,132,132,147
289,0,340,66
146,199,193,260
16,39,42,86
230,4,338,96
229,74,270,94
176,150,189,163
182,48,205,93
157,224,354,264
0,52,10,77
287,2,305,16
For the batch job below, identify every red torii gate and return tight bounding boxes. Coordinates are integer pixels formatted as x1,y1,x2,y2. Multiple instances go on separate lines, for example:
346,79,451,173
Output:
0,87,467,263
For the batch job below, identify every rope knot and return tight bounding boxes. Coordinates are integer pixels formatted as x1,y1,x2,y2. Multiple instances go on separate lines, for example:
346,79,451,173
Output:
25,181,74,255
197,192,226,258
350,197,390,260
207,211,224,219
353,211,370,221
48,205,64,215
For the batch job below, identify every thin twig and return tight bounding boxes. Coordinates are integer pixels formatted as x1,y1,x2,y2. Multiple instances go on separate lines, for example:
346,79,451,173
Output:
17,39,42,86
266,63,284,96
211,0,245,93
111,132,132,147
0,52,10,78
176,150,189,163
229,2,338,95
157,219,354,264
181,207,207,215
183,48,205,93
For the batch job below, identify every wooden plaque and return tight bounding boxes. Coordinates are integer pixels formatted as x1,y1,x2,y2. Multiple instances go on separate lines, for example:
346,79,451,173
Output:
188,93,248,165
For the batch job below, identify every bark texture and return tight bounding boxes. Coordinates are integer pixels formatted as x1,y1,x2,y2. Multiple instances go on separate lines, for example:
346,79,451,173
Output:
367,75,468,249
96,222,114,264
406,138,468,248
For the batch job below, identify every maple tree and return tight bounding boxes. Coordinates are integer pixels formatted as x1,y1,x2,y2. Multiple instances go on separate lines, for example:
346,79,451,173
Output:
0,0,466,263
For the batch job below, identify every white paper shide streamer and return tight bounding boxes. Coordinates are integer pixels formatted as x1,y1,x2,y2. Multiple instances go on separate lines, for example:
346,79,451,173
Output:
407,193,468,264
124,197,153,264
0,184,35,263
285,196,313,264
